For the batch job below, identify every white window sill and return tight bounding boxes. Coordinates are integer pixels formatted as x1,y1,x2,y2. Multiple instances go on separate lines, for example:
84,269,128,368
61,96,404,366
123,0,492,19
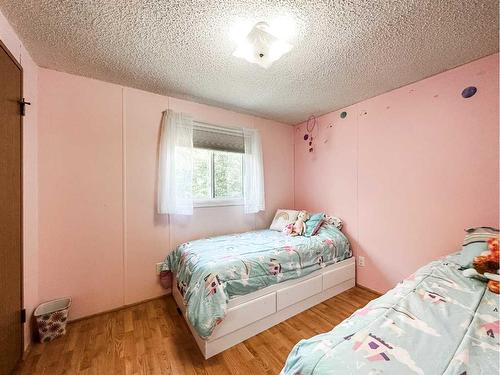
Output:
194,198,244,208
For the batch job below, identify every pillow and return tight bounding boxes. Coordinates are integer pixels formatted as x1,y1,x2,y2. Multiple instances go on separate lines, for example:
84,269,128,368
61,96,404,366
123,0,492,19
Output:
456,226,499,267
270,209,299,231
304,212,325,237
324,215,343,230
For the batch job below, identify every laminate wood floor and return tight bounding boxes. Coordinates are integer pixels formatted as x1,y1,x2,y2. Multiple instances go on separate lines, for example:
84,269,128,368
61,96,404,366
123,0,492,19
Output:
15,286,379,375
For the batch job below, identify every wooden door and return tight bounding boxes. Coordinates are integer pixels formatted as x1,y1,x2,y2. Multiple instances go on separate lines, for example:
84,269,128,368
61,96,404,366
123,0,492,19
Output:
0,40,23,375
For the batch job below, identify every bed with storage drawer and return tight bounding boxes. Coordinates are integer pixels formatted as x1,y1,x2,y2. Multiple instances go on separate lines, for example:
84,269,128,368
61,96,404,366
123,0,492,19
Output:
162,222,355,358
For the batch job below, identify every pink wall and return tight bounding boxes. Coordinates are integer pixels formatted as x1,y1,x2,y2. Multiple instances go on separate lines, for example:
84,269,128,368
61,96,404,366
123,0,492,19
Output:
38,71,124,318
0,10,39,349
38,70,294,319
295,53,500,293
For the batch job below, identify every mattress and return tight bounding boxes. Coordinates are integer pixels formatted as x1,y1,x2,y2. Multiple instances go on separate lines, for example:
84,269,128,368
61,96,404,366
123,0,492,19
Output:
281,255,500,375
162,223,352,338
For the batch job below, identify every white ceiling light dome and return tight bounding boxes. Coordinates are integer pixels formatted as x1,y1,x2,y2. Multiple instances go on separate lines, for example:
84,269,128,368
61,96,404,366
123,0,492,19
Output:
233,21,293,69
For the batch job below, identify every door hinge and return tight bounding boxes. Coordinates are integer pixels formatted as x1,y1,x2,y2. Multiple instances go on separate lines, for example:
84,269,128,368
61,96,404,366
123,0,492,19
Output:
19,98,31,116
20,308,26,324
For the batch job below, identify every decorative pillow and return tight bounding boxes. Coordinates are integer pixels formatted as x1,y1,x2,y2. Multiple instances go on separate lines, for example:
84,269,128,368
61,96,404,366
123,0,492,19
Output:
304,212,325,237
324,215,343,230
270,209,299,231
456,226,499,267
282,223,294,235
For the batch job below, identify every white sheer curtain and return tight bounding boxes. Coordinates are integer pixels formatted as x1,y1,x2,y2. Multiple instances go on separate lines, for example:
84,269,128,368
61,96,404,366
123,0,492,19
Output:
157,110,194,215
243,128,265,213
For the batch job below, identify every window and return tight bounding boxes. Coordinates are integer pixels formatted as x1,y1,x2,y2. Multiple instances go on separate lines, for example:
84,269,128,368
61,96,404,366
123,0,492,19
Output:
157,111,264,215
192,123,244,206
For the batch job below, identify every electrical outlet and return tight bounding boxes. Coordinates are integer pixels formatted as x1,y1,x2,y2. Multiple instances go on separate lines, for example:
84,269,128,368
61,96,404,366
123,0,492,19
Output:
156,262,163,275
358,256,365,267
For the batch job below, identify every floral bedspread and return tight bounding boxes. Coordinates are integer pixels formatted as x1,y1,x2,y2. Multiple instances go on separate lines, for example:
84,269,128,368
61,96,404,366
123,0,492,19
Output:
161,224,352,338
281,256,499,374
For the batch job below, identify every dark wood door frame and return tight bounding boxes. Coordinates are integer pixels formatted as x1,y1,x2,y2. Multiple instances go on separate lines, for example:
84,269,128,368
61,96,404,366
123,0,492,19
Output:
0,37,25,370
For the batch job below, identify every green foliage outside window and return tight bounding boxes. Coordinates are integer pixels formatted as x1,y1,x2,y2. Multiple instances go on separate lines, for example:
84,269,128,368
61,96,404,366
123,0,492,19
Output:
192,148,243,200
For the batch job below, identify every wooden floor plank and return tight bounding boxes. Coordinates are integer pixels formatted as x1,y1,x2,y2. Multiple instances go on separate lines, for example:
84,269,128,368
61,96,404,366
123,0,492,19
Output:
15,287,378,374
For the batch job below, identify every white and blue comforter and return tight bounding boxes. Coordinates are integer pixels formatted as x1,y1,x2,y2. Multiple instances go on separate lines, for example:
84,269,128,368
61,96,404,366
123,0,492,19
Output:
162,224,352,338
281,256,499,374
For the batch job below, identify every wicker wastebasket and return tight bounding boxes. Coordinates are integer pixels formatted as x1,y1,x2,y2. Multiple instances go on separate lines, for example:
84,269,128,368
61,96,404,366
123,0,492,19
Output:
34,297,71,343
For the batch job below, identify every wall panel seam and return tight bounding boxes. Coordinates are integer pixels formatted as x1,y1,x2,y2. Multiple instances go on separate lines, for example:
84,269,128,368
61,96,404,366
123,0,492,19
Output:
121,87,127,305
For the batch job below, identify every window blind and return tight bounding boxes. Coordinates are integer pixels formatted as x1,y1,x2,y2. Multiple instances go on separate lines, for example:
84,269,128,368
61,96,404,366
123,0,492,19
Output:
193,122,244,153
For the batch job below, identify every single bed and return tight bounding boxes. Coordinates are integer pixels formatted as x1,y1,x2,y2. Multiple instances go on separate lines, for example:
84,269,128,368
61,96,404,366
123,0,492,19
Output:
280,254,499,374
162,223,355,358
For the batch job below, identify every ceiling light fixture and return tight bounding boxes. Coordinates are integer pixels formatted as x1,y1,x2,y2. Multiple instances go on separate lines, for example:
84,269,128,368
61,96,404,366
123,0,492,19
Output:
232,22,293,69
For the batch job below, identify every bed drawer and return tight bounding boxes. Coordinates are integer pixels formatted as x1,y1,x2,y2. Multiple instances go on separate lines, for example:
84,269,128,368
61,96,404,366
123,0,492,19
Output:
211,292,276,339
323,261,355,289
276,275,322,311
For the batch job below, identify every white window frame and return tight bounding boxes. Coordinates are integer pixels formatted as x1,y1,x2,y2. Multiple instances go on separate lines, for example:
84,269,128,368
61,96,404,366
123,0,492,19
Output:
192,122,244,208
194,197,243,208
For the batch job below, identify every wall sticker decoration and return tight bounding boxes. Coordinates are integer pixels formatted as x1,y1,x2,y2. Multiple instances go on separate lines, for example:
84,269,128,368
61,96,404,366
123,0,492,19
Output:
462,86,477,98
304,115,317,152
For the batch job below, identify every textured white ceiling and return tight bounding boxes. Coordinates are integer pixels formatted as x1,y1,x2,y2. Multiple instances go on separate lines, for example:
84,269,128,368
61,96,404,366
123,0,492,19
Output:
0,1,498,124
